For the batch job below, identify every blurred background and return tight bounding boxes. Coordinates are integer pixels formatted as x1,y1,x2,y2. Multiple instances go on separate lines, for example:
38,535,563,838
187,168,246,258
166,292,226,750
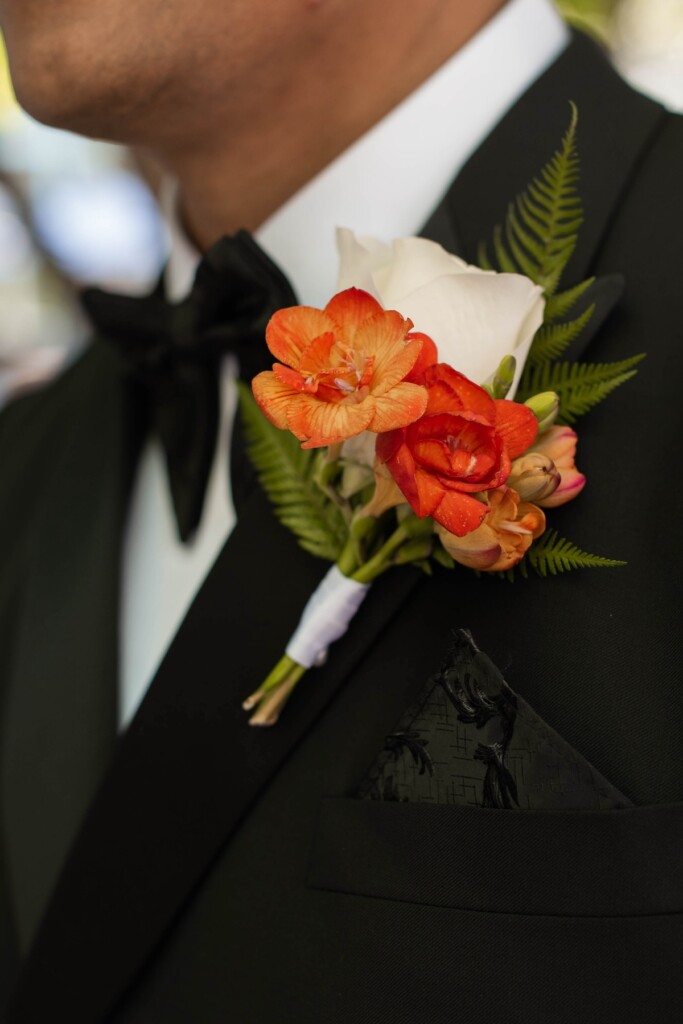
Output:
0,0,682,407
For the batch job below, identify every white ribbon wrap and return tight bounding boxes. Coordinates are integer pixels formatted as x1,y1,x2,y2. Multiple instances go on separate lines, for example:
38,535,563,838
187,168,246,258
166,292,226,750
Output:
285,565,371,669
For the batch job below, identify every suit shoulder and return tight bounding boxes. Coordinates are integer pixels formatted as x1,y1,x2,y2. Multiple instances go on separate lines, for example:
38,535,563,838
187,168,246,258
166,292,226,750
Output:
599,106,682,273
0,345,111,533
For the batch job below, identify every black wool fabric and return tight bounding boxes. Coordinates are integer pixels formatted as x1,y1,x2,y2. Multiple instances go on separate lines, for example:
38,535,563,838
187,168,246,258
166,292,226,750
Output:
1,32,682,1024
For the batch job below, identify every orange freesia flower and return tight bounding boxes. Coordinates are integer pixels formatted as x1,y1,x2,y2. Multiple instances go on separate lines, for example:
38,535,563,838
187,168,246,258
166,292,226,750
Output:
376,364,538,537
436,487,546,571
252,288,434,449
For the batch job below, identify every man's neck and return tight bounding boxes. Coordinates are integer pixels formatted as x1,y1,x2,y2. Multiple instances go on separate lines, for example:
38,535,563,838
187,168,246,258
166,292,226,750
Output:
143,0,507,251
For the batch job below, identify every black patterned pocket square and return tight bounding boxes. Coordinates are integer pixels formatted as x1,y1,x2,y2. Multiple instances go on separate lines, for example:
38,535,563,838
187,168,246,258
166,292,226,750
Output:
359,629,632,810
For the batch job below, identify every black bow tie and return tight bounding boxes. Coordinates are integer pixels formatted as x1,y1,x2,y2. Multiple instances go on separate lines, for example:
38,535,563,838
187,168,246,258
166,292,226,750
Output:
82,231,297,542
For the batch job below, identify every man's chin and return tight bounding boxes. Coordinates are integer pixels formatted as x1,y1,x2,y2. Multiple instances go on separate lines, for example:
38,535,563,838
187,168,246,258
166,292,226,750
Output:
3,25,169,142
9,61,157,144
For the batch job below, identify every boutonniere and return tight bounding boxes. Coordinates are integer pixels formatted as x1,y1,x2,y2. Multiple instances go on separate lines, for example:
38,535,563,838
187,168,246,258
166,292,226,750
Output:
240,106,643,725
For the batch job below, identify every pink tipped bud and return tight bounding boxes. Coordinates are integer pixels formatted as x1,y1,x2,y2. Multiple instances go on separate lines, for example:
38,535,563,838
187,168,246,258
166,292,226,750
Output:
538,469,586,508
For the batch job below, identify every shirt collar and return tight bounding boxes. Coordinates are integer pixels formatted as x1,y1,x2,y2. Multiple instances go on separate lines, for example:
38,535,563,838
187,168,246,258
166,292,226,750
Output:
166,0,568,306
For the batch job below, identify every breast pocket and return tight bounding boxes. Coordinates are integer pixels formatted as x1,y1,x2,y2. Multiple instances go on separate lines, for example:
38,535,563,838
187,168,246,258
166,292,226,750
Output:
307,797,683,917
304,799,683,1023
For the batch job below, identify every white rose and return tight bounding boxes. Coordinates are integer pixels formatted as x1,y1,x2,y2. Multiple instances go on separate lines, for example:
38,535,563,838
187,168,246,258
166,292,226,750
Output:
336,229,545,399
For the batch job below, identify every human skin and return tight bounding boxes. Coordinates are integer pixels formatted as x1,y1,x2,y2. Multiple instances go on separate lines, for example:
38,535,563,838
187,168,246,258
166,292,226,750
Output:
0,0,507,248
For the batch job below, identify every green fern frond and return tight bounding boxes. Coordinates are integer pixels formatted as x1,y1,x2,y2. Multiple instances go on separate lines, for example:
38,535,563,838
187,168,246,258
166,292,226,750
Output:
521,530,626,577
518,354,645,422
479,103,582,296
239,384,347,562
545,277,595,321
527,303,595,366
476,241,493,270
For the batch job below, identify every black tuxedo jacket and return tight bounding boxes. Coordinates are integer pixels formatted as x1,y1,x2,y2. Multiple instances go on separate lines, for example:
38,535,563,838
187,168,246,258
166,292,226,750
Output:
1,33,682,1023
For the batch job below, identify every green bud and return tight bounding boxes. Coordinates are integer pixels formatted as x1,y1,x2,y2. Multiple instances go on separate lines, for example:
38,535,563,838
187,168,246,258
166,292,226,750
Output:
492,355,517,399
524,391,560,432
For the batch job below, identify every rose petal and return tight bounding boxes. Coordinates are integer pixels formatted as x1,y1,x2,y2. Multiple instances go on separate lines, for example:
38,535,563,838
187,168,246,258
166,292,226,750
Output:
377,237,476,304
395,273,544,394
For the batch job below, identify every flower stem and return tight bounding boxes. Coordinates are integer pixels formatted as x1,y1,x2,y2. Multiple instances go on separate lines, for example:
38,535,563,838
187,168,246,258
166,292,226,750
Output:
336,535,359,578
351,523,410,584
243,654,308,726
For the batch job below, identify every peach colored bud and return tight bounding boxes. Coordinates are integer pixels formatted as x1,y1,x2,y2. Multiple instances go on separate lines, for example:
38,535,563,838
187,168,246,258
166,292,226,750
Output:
538,467,586,508
507,452,560,502
531,425,577,468
436,488,545,572
529,425,586,509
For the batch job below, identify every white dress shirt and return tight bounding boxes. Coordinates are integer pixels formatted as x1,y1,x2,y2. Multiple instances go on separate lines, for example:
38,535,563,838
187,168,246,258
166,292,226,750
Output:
118,0,569,728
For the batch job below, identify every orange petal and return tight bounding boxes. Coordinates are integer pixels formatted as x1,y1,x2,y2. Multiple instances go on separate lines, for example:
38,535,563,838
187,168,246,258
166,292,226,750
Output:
494,400,538,459
252,371,300,429
286,393,374,448
381,436,421,512
354,311,420,394
375,427,404,464
517,501,547,537
298,332,338,376
273,363,307,391
266,305,333,367
405,332,439,382
368,382,428,433
423,365,495,423
431,487,489,536
324,288,384,343
436,522,503,569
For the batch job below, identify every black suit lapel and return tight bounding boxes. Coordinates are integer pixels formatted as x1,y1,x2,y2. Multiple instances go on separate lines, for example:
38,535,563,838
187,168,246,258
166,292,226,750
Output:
444,32,664,308
8,476,420,1021
2,346,134,952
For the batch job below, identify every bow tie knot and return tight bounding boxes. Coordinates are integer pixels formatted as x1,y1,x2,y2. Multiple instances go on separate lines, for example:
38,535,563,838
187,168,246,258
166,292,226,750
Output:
82,231,296,541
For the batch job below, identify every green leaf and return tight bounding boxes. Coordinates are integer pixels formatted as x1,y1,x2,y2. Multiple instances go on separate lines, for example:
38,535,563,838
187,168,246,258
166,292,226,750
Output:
527,302,595,366
521,529,626,577
238,383,347,562
479,103,583,296
545,277,595,321
517,354,645,423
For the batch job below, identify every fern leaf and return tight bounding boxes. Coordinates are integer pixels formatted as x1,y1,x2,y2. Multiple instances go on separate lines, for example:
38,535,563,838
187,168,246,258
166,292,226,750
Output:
239,384,347,562
522,530,626,577
518,354,645,422
545,277,595,321
526,303,595,366
476,241,493,271
479,104,582,295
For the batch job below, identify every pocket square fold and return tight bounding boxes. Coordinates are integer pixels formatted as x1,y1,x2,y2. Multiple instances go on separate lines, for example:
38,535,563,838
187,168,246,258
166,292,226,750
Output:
359,629,632,811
